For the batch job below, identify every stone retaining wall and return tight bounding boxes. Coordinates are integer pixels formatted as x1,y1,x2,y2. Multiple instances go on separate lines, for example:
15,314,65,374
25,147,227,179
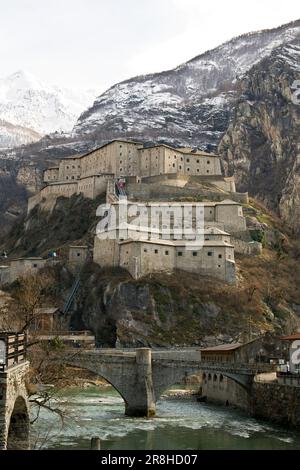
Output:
251,383,300,428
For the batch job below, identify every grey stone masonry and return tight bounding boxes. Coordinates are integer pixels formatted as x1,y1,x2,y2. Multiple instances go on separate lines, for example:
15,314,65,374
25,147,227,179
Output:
0,361,30,450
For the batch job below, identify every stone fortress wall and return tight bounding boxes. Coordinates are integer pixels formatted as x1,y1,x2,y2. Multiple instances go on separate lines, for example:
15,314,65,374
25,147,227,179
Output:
25,139,261,285
29,139,243,213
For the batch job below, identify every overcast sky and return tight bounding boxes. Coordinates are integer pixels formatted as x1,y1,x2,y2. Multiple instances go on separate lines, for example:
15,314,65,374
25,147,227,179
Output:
1,0,300,93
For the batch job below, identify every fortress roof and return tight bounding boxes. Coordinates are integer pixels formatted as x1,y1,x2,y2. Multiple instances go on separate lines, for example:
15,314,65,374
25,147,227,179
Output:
118,238,234,248
111,199,239,208
281,333,300,341
178,147,219,157
200,343,242,352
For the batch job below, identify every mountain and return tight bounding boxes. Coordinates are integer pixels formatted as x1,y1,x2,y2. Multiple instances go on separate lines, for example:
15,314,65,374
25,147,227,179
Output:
0,119,41,149
0,70,95,149
73,20,300,151
219,39,300,232
1,20,300,235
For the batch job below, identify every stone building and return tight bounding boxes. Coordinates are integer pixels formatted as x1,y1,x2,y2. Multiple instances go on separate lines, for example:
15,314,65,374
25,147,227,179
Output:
25,138,255,285
9,258,47,283
68,245,89,269
43,166,59,183
29,139,233,212
31,307,61,332
0,266,10,286
102,199,247,235
93,229,236,284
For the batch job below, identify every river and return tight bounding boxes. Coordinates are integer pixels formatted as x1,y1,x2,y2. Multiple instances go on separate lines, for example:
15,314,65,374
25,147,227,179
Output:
30,386,300,450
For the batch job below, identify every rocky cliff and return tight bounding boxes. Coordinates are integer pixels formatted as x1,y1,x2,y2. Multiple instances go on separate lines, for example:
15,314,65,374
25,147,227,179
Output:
219,41,300,233
2,193,300,347
74,20,300,151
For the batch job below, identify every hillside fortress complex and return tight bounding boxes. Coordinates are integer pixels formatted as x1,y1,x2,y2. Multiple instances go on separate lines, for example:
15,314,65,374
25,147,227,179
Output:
25,139,262,285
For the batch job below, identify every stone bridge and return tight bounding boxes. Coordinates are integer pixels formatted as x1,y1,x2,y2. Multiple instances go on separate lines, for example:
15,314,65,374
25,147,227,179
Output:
0,334,30,450
63,348,273,417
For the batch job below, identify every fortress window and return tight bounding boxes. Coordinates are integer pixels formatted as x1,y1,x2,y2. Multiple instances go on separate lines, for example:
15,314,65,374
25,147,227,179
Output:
120,168,123,172
72,165,75,169
208,252,213,257
120,152,122,156
220,374,224,382
207,170,210,174
155,249,158,254
197,159,200,163
186,158,190,162
78,165,80,168
208,374,212,380
187,168,190,172
197,169,200,173
178,252,183,256
77,253,81,257
218,265,221,268
218,254,223,259
174,155,177,159
193,252,198,257
165,251,169,255
207,161,210,164
144,249,148,253
179,166,182,170
120,160,122,163
72,176,75,180
173,164,175,168
120,145,122,148
66,176,69,180
66,166,69,169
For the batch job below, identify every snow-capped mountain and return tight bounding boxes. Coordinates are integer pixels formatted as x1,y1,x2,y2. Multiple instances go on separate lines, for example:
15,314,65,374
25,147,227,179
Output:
0,70,95,148
0,119,41,149
73,19,300,150
1,19,300,235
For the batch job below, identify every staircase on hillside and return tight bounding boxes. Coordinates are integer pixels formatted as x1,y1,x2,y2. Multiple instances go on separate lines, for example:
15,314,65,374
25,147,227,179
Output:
63,251,92,315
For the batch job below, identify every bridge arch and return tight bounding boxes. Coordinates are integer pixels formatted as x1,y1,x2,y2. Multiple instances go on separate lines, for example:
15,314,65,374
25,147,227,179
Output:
62,362,130,410
152,364,253,403
7,395,30,450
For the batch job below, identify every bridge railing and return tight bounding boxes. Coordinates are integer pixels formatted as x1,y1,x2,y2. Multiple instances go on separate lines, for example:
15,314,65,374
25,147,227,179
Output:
0,332,26,372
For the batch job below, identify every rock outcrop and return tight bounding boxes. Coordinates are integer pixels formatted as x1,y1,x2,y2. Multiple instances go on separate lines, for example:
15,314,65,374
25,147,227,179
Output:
219,41,300,232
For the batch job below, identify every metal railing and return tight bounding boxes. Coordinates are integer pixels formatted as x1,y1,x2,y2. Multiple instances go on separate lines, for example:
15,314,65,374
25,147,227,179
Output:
0,332,26,372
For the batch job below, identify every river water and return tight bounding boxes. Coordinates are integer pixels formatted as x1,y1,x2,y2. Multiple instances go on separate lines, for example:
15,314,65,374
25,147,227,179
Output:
30,386,300,450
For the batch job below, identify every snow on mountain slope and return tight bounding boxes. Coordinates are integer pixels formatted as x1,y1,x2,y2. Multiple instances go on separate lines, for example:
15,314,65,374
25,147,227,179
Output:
0,70,96,148
73,19,300,149
0,119,41,149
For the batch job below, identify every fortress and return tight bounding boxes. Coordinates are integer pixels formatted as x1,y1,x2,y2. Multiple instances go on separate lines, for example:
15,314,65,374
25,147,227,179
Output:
28,139,238,211
25,139,261,286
